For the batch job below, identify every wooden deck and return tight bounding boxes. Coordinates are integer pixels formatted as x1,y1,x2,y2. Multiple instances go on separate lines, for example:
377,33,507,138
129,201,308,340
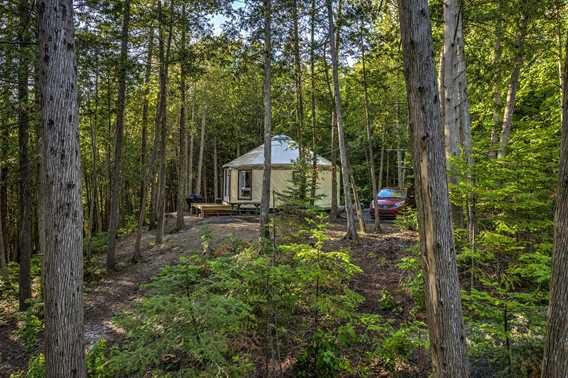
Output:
191,203,233,218
190,202,261,217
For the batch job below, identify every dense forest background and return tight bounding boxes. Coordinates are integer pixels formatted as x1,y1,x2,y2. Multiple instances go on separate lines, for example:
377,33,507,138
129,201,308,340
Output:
0,0,567,376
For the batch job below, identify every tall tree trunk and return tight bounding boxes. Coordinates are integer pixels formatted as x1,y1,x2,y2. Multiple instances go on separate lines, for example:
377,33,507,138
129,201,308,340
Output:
326,0,357,240
441,0,464,226
86,70,100,259
498,13,528,159
442,0,460,163
259,0,273,238
291,0,306,198
556,0,565,124
133,30,158,261
489,0,503,158
213,137,218,202
455,6,475,247
330,111,338,220
188,92,195,194
196,105,206,196
360,22,381,232
139,30,153,222
399,0,470,375
541,30,568,378
107,0,130,270
17,0,32,310
38,0,85,373
309,0,318,204
176,8,187,231
155,0,174,245
0,200,5,274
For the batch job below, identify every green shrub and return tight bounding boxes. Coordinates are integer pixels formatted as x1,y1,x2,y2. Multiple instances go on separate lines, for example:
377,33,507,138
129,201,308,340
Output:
394,207,418,231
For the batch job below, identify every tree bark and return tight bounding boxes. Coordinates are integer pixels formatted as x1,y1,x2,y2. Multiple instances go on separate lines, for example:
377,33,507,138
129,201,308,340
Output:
557,1,565,124
326,0,357,240
360,22,381,233
0,199,5,274
17,0,32,310
196,104,206,196
541,29,568,378
188,91,195,194
38,0,85,373
139,29,153,223
442,0,460,163
259,0,273,238
489,0,503,158
309,0,318,204
107,0,130,270
330,111,338,220
176,8,187,231
86,70,100,259
213,137,218,202
155,0,174,245
291,0,306,198
399,0,470,376
498,13,528,159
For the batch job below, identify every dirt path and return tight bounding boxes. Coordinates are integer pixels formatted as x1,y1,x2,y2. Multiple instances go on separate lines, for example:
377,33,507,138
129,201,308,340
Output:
326,224,419,319
0,215,259,377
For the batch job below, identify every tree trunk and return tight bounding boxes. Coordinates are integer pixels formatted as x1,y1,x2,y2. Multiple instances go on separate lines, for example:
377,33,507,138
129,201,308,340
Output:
176,8,187,231
351,175,366,234
107,0,130,270
557,1,565,124
188,92,195,194
139,29,153,223
489,0,503,158
455,6,475,247
442,0,460,163
213,137,218,202
541,30,568,378
498,13,528,159
133,29,159,261
360,22,381,233
0,200,5,275
291,0,306,198
17,0,32,310
326,0,357,240
330,111,338,220
309,0,318,204
38,0,85,373
196,104,207,196
399,0,470,376
86,70,100,259
259,0,273,238
155,0,174,245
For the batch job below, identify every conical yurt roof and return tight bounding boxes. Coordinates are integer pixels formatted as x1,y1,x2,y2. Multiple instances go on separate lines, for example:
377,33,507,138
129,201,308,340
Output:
223,135,332,168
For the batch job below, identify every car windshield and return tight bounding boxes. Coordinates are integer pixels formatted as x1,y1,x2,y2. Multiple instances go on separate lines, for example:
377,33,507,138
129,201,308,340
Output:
378,188,406,199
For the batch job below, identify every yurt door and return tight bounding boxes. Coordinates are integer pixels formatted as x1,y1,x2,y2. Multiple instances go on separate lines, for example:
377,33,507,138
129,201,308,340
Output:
223,169,230,203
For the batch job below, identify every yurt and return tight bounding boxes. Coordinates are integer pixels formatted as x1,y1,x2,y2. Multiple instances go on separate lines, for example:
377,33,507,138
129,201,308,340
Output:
222,135,339,209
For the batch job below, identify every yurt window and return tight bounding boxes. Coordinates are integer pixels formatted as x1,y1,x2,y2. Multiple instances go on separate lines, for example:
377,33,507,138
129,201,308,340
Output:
238,170,252,200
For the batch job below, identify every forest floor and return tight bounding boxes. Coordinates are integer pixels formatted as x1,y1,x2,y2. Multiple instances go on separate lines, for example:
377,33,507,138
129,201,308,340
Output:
0,214,419,377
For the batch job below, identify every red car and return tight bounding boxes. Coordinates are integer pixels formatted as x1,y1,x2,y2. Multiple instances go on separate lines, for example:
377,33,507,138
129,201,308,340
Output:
369,188,408,219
